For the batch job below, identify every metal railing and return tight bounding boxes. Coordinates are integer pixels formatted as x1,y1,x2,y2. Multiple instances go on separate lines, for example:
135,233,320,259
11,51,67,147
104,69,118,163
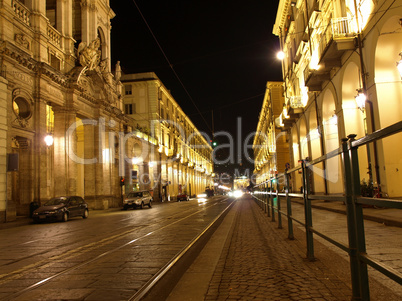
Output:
253,120,402,300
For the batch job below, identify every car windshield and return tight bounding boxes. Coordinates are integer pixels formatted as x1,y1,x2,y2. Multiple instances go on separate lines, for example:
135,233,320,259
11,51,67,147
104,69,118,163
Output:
127,192,142,198
44,197,67,206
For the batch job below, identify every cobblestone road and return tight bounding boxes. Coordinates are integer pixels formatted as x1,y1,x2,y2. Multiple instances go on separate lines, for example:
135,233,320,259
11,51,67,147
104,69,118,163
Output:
204,197,353,301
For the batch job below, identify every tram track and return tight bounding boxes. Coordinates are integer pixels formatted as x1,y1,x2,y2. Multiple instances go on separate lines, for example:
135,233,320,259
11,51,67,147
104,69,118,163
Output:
0,201,210,275
0,196,234,301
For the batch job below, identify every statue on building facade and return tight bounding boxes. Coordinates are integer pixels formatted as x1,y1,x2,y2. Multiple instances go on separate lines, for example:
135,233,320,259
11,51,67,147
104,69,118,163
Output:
77,38,101,71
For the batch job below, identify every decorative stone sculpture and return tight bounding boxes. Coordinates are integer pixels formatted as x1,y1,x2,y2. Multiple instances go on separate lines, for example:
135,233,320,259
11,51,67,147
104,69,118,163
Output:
77,38,101,71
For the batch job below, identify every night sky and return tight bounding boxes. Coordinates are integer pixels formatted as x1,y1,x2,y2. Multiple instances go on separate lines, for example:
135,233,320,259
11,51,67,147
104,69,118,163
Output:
110,0,282,177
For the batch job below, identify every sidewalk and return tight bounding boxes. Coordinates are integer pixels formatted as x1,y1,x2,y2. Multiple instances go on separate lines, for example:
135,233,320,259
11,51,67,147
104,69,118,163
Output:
167,195,401,300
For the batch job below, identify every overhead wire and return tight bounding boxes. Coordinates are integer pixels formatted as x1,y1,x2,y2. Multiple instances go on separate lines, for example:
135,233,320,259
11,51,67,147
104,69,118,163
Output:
187,93,265,117
131,0,213,134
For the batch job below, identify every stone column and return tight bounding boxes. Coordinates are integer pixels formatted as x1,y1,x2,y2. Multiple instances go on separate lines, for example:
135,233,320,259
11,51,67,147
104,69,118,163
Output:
34,99,49,203
153,154,161,201
58,0,75,60
84,121,96,204
31,0,50,63
80,0,97,44
0,77,8,222
53,107,77,196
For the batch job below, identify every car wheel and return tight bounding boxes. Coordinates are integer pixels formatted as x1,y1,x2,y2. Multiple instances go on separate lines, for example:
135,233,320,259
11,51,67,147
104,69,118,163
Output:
148,201,152,208
123,205,128,210
62,212,68,222
83,209,89,219
140,202,144,209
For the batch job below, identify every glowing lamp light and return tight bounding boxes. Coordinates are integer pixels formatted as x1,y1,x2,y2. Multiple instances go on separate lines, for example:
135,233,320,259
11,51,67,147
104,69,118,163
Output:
355,90,366,111
276,51,285,60
44,134,53,146
397,52,402,79
132,157,142,165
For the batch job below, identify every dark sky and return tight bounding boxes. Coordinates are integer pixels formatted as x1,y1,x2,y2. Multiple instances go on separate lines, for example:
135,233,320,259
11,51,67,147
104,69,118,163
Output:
110,0,282,176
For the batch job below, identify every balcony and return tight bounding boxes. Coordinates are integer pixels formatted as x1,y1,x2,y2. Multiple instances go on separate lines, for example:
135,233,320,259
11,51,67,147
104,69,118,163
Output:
47,24,62,47
304,66,331,91
304,17,356,90
289,96,303,109
12,0,31,26
318,17,356,66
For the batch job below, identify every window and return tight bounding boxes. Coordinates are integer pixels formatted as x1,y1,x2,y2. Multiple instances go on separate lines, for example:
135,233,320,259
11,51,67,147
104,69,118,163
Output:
46,0,57,28
124,85,132,95
13,97,31,119
50,54,60,70
125,104,133,114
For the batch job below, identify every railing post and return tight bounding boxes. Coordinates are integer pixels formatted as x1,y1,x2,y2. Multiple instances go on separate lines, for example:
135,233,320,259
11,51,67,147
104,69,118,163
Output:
285,170,294,240
343,135,370,300
266,180,270,217
302,160,315,261
263,181,267,213
271,178,275,222
276,174,282,229
267,179,271,217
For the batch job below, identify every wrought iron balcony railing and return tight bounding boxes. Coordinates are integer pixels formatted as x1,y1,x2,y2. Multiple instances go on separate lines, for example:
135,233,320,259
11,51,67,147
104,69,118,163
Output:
289,96,303,108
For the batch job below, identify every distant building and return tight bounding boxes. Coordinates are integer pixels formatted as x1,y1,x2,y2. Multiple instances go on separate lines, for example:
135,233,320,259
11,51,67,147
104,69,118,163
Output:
233,176,249,191
253,82,290,187
121,72,214,201
274,0,402,196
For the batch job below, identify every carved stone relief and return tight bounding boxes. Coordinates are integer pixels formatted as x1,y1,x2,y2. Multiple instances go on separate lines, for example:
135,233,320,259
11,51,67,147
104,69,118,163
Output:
14,34,30,50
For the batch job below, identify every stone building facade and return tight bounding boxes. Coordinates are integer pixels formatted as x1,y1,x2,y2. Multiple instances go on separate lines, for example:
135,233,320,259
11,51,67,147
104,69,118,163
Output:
274,0,402,197
121,72,214,201
0,0,135,221
253,82,290,187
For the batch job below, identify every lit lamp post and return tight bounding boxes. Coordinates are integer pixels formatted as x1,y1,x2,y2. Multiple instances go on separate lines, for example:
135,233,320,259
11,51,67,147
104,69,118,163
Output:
397,52,402,79
355,88,374,186
355,89,366,112
44,134,53,147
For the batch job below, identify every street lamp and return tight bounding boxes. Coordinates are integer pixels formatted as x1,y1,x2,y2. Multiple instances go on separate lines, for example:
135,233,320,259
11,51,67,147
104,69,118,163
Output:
276,51,285,60
355,89,366,112
44,134,53,146
397,52,402,79
132,157,142,165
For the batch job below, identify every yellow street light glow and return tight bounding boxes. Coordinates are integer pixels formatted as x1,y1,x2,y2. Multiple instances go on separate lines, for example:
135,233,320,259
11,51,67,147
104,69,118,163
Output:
44,134,53,146
276,51,285,60
397,52,402,79
355,90,366,111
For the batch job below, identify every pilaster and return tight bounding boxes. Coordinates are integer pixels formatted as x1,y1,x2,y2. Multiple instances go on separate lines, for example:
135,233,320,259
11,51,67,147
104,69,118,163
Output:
0,77,8,223
33,99,49,203
53,106,77,196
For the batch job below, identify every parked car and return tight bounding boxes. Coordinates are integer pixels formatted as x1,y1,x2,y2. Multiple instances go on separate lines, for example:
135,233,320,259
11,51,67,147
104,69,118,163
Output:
123,190,152,210
32,196,88,223
177,193,190,202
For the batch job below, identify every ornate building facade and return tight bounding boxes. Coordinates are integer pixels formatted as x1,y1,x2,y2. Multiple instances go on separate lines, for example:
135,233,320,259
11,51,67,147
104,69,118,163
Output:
274,0,402,196
121,72,214,201
0,0,135,221
253,82,290,186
